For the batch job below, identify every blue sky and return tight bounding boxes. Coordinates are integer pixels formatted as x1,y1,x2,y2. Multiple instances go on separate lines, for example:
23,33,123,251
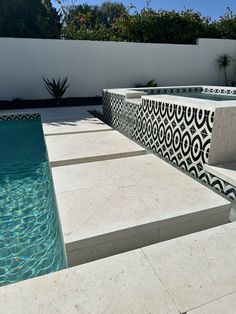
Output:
52,0,236,20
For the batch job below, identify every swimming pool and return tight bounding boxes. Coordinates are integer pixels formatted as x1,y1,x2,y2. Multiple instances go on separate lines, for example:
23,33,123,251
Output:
0,114,67,286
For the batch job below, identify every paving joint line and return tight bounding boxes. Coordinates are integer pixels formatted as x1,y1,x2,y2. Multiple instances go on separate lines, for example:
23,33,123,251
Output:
140,248,182,313
50,150,148,168
45,128,114,137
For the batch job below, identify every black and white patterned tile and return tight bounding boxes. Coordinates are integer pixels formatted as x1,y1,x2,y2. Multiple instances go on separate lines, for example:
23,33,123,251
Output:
202,86,236,95
103,88,236,201
144,86,202,95
0,113,40,122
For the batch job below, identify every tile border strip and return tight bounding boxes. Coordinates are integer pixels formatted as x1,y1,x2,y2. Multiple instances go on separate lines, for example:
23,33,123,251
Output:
0,113,40,122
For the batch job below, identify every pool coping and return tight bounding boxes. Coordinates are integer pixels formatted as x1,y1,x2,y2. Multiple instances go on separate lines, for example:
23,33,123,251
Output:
0,112,40,121
104,85,236,111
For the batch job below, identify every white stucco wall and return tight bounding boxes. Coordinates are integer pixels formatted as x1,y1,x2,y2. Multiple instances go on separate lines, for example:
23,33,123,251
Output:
0,37,235,100
196,38,236,86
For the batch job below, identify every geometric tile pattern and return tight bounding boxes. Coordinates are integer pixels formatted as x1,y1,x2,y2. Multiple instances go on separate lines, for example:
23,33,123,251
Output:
103,91,138,137
136,86,236,96
143,86,202,95
133,98,214,174
202,86,236,95
103,91,125,128
0,113,40,122
103,87,236,201
202,171,236,200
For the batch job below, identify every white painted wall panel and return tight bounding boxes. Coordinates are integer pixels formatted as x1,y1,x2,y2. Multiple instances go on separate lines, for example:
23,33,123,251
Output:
0,37,235,100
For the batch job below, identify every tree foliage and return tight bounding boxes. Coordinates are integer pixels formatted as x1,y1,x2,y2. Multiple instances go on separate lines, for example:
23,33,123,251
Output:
61,2,236,44
0,1,236,43
61,2,126,40
0,0,61,39
215,7,236,39
113,8,215,44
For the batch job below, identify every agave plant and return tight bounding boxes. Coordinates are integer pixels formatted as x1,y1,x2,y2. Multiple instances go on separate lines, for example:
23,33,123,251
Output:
12,97,24,104
43,77,69,103
216,54,232,86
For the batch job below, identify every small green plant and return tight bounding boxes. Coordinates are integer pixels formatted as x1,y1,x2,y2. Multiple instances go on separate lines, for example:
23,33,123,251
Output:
12,97,24,104
43,77,69,103
216,54,232,86
135,79,158,88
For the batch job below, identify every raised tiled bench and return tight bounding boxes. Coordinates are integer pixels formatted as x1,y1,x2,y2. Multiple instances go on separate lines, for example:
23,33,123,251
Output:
103,86,236,200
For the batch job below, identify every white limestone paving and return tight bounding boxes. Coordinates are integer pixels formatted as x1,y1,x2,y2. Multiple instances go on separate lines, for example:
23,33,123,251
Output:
0,105,234,313
1,223,236,313
52,154,229,266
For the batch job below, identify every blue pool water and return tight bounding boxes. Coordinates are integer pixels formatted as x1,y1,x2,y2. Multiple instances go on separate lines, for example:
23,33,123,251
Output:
0,116,67,286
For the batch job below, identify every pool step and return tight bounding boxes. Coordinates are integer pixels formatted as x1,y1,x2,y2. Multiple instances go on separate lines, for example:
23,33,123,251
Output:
42,105,231,270
1,223,236,314
52,154,230,267
46,130,146,167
